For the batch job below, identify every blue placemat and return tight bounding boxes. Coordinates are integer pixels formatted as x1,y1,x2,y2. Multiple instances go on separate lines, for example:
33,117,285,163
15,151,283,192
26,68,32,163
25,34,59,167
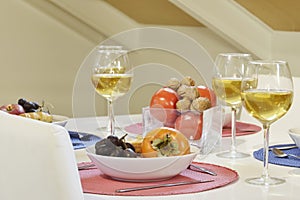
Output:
69,131,101,150
253,144,300,168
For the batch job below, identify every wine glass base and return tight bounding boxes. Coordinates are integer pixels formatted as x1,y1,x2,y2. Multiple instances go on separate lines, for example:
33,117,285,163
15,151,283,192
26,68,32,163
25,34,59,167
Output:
288,169,300,176
216,151,250,159
96,126,126,138
245,176,285,186
96,126,123,132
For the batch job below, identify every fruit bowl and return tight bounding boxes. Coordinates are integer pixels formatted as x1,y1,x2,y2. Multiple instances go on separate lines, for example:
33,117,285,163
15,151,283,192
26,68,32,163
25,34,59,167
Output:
86,145,200,182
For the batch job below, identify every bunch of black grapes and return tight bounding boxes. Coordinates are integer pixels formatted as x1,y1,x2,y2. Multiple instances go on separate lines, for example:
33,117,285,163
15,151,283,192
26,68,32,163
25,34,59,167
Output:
95,134,137,158
18,98,41,113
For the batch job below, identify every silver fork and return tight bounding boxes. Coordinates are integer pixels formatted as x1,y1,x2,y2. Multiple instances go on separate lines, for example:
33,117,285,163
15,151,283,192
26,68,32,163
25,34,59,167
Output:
188,164,217,176
78,163,96,170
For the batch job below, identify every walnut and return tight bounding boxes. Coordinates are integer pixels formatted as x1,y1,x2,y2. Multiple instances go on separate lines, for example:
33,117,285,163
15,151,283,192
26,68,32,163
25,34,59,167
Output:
181,76,195,86
177,84,188,98
177,86,199,100
190,97,211,112
166,78,181,91
176,98,191,111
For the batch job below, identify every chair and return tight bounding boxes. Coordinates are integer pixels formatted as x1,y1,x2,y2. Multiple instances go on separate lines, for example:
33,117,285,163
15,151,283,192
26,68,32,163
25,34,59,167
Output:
0,111,84,200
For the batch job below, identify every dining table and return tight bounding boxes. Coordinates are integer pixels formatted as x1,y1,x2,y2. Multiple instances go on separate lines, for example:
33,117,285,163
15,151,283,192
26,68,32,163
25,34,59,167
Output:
68,77,300,200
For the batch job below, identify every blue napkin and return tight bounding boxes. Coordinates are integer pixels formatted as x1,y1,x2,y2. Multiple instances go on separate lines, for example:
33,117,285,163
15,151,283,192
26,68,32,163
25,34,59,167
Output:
68,131,101,150
253,144,300,168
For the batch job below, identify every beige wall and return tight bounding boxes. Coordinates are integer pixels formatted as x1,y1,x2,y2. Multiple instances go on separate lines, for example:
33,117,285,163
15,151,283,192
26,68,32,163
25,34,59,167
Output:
0,1,239,117
0,1,96,117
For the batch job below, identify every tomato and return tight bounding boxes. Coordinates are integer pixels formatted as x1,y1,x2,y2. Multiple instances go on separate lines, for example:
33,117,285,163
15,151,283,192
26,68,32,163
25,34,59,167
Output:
141,127,190,158
175,111,203,140
197,85,217,107
150,87,179,127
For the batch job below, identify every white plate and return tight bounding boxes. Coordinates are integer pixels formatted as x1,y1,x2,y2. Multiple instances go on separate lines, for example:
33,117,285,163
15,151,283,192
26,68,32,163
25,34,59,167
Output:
86,145,199,182
52,115,69,127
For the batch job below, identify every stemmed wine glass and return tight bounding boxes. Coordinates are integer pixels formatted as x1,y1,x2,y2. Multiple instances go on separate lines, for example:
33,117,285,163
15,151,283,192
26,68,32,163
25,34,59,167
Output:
212,53,253,158
91,46,133,136
241,60,293,185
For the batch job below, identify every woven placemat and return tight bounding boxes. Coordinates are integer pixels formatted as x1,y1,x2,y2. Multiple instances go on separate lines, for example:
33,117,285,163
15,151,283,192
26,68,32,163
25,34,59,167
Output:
79,161,238,196
253,144,300,168
222,121,261,137
124,122,261,137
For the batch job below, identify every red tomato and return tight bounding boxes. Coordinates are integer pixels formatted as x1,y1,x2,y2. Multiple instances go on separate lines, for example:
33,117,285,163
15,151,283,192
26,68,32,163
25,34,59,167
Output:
175,111,203,140
150,87,179,127
197,85,217,107
141,127,190,158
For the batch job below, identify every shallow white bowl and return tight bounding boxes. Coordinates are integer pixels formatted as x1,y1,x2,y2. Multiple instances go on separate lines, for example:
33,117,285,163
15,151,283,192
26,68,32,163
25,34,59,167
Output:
86,145,199,182
289,128,300,148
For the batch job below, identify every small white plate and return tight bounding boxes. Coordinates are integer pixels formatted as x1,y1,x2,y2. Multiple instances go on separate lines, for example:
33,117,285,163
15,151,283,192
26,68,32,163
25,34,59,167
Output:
289,128,300,148
52,115,69,127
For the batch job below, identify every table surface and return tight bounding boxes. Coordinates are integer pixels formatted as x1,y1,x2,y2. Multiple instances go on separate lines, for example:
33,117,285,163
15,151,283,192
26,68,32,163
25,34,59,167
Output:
68,78,300,200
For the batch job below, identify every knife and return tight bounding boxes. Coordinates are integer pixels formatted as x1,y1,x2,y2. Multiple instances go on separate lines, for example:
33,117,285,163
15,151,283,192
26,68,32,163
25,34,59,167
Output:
269,145,297,151
115,179,214,193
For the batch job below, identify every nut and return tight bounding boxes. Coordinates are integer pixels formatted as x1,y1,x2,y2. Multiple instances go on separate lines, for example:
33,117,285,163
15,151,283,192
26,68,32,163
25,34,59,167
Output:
176,98,191,110
166,78,181,91
177,85,199,100
190,97,211,112
181,76,195,86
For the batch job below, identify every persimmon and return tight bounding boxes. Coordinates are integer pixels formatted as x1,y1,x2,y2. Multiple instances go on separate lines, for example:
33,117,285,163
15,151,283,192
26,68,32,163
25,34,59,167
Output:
141,127,190,158
197,85,217,107
175,111,203,140
150,87,179,127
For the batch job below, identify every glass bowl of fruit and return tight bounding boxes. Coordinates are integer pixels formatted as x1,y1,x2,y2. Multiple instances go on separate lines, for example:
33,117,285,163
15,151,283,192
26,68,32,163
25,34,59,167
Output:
143,76,222,157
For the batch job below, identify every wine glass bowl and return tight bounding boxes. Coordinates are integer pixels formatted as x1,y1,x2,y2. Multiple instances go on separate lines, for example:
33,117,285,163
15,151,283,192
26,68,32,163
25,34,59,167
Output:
212,53,252,158
91,46,133,136
241,60,293,185
91,65,132,101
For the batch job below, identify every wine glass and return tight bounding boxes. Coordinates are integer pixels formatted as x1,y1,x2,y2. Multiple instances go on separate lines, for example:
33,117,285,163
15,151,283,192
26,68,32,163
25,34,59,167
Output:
91,46,133,136
241,60,293,185
92,46,123,133
212,53,252,158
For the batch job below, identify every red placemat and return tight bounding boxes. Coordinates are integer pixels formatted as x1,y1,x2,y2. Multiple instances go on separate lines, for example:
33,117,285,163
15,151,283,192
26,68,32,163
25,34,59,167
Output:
124,122,143,135
222,121,261,137
79,162,238,196
124,122,261,137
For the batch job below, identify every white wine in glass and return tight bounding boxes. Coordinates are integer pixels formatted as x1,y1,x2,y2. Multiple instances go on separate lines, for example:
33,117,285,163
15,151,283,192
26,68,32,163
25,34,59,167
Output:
91,46,133,136
212,53,253,158
241,60,293,185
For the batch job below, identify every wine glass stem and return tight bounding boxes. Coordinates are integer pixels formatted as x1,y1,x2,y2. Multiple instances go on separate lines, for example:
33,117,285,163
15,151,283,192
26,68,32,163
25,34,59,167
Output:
108,99,115,135
262,125,270,181
230,106,237,153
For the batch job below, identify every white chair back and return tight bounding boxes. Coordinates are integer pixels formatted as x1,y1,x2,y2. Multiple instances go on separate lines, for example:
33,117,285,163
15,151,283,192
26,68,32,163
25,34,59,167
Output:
0,111,84,200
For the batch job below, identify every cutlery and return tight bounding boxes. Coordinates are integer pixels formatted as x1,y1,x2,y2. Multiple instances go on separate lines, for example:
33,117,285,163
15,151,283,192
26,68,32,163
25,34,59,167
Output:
78,163,96,170
272,148,300,159
115,179,214,193
223,127,258,132
236,128,258,133
188,164,217,176
269,145,297,151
